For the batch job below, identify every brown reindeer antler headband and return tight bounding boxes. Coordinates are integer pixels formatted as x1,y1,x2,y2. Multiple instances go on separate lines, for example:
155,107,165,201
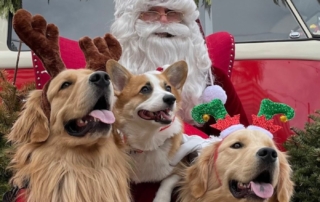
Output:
13,9,122,120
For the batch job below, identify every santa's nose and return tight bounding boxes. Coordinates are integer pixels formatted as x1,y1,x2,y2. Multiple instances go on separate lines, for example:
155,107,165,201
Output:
159,14,169,23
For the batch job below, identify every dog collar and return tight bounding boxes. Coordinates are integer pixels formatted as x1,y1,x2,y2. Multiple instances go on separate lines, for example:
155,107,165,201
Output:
119,117,176,154
119,130,145,154
159,116,175,131
129,149,144,154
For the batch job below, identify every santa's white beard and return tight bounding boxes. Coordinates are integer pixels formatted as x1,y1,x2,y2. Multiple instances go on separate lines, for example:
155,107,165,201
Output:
113,20,212,125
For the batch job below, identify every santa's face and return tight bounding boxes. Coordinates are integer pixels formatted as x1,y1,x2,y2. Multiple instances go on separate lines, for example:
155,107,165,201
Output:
139,6,183,24
136,6,192,38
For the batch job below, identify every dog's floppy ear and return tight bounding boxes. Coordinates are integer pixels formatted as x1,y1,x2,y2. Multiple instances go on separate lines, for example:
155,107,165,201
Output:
270,152,294,202
186,146,214,198
106,59,131,94
162,60,188,90
7,90,50,144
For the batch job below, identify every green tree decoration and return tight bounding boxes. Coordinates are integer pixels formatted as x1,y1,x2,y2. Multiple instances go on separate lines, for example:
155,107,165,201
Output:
0,0,21,18
284,111,320,202
0,70,35,200
194,0,211,8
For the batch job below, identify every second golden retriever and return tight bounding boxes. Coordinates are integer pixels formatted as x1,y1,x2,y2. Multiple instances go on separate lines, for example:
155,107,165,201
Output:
178,128,293,202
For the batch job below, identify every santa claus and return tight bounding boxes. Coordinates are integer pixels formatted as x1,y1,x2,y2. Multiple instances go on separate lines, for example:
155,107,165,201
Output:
111,0,248,201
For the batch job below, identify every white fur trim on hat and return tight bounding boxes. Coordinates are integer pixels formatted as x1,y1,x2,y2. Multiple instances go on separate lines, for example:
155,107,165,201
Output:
202,85,227,104
220,124,245,139
247,125,274,139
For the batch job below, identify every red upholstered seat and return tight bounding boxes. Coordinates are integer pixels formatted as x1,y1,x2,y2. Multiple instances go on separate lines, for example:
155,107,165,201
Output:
32,37,86,89
206,31,235,78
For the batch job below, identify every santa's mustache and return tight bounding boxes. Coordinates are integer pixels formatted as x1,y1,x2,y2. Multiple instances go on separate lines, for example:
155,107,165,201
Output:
135,19,191,38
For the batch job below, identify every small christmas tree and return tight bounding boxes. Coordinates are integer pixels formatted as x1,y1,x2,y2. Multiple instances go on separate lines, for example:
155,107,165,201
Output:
0,70,35,200
284,111,320,202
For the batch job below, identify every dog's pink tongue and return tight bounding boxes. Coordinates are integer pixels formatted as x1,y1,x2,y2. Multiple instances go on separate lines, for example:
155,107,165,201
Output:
89,110,115,124
250,181,274,199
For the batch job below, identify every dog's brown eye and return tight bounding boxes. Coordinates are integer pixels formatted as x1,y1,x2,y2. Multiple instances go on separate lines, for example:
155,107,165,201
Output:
231,142,243,149
165,85,171,92
140,85,152,94
60,82,72,90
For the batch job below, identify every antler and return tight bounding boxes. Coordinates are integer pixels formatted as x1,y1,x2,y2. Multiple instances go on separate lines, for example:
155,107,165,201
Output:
13,9,66,77
79,33,122,71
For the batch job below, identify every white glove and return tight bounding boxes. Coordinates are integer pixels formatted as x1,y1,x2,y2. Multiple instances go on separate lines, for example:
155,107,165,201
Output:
169,134,222,166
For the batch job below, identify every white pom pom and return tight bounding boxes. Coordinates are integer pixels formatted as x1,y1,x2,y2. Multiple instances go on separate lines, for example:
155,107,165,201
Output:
202,85,227,104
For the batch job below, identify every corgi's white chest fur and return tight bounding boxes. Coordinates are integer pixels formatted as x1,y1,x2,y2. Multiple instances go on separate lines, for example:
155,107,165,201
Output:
130,138,174,183
124,118,182,183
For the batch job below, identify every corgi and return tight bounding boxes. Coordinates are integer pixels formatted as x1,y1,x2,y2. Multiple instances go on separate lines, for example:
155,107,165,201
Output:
106,60,188,202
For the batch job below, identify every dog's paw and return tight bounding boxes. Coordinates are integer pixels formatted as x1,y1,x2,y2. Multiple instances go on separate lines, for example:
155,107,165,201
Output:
153,175,179,202
153,192,171,202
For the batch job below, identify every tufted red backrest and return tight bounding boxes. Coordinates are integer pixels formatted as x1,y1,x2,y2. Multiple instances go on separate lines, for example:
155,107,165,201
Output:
206,32,235,78
32,37,86,89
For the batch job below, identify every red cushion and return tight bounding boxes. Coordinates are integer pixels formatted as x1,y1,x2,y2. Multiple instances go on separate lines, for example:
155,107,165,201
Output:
32,37,86,89
206,32,235,78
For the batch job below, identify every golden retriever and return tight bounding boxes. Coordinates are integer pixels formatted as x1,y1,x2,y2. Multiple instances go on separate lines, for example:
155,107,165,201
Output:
178,128,294,202
7,70,131,202
6,9,130,202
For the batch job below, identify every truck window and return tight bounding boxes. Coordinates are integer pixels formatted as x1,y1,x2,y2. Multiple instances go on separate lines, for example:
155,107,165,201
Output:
209,0,307,42
292,0,320,36
8,0,115,51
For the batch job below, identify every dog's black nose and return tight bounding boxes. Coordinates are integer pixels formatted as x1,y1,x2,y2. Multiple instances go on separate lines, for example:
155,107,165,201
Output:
257,147,277,163
89,71,110,87
163,94,176,106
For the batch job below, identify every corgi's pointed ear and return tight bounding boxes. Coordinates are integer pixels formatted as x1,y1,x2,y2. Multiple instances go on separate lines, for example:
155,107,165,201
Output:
7,90,49,144
163,61,188,90
106,59,131,93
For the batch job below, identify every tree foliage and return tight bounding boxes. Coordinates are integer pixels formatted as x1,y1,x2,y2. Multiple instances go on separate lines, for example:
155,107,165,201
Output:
0,0,21,18
284,111,320,202
0,70,35,200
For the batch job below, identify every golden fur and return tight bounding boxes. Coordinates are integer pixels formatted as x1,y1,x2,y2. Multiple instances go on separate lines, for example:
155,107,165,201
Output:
7,69,131,202
178,129,294,202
